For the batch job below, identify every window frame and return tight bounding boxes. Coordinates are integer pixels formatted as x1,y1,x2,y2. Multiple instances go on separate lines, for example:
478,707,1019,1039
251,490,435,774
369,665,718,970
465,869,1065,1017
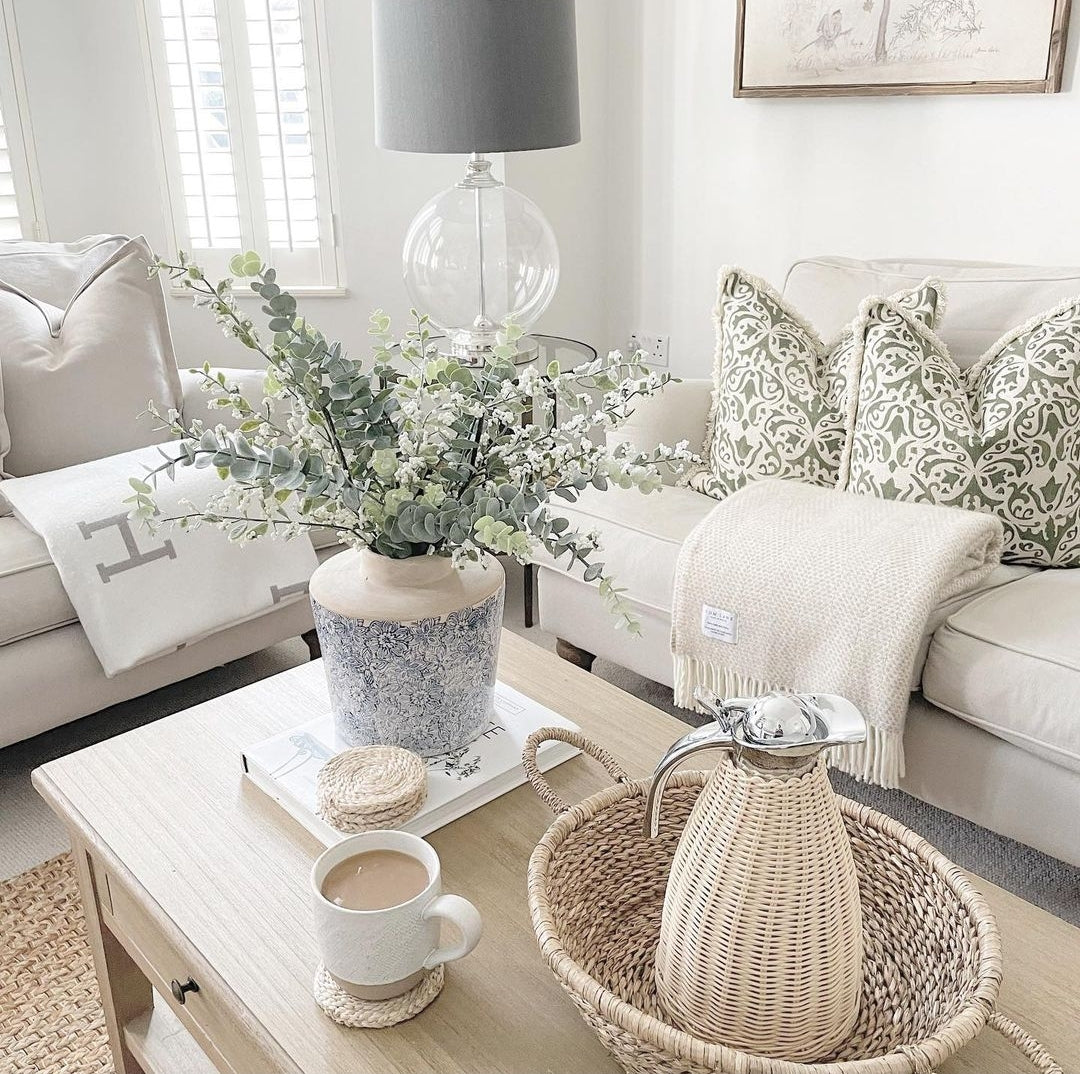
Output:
0,0,46,241
138,0,345,296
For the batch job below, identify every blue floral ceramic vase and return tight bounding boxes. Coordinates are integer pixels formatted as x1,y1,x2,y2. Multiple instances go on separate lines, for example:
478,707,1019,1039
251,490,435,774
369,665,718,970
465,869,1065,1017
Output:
308,548,505,757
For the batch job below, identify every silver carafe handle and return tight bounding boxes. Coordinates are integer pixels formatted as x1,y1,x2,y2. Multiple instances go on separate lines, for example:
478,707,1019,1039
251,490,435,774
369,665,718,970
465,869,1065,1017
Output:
641,692,755,838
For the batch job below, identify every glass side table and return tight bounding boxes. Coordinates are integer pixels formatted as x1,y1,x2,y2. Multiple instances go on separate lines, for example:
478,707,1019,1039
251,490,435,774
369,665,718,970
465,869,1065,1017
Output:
511,333,598,371
511,336,597,628
387,334,598,629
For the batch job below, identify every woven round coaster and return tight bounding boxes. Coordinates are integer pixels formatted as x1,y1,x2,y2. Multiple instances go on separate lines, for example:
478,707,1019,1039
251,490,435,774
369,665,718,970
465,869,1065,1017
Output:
316,745,428,833
313,964,444,1028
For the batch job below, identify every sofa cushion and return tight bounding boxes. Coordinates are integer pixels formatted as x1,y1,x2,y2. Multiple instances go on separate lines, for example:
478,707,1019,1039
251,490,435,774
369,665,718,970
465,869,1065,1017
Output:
540,484,1034,690
0,234,135,307
542,485,718,615
0,512,338,647
843,296,1080,568
784,256,1080,369
0,235,182,476
686,267,942,499
923,571,1080,774
0,515,76,645
606,377,713,486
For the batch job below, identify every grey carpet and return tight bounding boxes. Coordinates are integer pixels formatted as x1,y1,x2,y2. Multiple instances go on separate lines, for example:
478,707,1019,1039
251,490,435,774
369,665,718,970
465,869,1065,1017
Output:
2,568,1077,926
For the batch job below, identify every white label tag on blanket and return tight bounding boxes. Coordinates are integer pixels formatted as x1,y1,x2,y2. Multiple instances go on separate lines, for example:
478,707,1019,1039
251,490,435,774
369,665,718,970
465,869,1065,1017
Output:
701,604,738,645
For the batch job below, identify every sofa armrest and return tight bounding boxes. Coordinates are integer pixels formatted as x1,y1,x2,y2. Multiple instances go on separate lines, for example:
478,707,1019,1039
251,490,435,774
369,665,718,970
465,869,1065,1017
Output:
179,366,273,433
606,377,713,484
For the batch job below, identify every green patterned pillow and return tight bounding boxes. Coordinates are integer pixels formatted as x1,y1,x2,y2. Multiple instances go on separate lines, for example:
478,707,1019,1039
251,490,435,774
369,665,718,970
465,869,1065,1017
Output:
686,268,944,499
842,297,1080,567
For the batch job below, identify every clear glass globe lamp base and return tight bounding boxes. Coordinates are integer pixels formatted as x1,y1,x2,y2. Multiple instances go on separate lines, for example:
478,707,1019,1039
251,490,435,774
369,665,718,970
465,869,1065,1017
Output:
402,155,559,363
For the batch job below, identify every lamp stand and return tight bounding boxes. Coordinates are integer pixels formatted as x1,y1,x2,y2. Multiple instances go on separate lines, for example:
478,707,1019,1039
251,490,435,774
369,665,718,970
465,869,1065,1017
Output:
447,154,501,364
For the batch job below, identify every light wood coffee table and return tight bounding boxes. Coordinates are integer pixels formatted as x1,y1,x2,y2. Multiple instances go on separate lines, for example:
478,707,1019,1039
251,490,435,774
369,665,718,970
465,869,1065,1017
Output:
34,632,1079,1074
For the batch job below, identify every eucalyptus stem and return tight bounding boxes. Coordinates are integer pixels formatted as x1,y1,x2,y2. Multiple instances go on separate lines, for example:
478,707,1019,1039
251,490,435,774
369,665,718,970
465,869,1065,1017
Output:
139,251,693,628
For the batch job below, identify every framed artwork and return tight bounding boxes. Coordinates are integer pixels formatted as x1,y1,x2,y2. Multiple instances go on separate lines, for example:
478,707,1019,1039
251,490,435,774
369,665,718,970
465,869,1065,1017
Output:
735,0,1072,97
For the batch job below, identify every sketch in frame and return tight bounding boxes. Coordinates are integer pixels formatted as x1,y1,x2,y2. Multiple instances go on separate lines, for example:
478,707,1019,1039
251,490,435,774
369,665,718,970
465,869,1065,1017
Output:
735,0,1072,97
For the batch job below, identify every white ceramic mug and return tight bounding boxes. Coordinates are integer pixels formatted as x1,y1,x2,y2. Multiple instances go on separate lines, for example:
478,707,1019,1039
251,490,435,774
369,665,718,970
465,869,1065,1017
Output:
310,830,483,999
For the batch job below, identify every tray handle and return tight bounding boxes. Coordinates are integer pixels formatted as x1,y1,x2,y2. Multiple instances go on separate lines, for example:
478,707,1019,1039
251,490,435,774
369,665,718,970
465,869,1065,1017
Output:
989,1013,1062,1073
522,728,632,815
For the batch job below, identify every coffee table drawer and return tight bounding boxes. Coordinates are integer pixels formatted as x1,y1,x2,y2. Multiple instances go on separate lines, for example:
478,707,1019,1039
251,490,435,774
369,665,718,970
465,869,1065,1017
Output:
99,857,285,1074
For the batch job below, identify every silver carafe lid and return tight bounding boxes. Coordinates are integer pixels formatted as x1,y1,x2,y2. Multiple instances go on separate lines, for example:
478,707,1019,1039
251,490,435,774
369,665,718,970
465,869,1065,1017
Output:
643,689,866,838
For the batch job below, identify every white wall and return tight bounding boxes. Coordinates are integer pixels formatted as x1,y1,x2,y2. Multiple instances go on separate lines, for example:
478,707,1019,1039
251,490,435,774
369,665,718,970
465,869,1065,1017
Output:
11,0,616,368
609,0,1080,377
13,2,1080,378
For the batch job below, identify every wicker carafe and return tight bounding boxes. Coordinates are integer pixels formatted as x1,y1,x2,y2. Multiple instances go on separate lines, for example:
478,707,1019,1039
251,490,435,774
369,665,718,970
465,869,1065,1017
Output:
644,690,867,1062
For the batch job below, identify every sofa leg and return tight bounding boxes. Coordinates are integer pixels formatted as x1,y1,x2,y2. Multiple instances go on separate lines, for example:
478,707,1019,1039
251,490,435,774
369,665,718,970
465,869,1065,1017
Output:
556,638,595,673
301,628,321,661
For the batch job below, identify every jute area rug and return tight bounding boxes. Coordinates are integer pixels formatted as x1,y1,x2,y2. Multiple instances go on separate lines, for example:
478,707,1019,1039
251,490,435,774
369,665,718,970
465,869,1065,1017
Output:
1,854,111,1074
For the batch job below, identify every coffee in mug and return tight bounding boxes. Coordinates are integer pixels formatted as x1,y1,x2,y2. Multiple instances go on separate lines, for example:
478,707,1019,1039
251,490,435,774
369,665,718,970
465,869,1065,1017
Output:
311,831,482,1000
321,849,430,911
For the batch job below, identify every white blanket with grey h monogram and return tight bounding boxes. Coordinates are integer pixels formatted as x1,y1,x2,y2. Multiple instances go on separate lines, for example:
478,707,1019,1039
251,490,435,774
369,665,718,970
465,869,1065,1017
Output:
671,479,1003,788
2,445,317,676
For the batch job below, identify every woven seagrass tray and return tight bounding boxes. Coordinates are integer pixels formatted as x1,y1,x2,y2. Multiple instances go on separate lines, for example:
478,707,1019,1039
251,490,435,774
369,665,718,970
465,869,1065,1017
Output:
522,728,1062,1074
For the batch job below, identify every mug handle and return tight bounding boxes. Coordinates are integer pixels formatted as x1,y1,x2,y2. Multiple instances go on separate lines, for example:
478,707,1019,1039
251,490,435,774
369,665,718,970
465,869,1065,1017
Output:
421,894,483,968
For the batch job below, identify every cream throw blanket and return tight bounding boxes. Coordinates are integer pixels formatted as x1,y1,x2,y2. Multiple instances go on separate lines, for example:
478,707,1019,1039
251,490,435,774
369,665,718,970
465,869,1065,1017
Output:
2,445,318,677
671,480,1003,787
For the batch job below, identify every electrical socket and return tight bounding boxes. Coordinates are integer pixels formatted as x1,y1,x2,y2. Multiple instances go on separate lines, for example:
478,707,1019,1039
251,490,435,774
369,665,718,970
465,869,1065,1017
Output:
628,332,670,368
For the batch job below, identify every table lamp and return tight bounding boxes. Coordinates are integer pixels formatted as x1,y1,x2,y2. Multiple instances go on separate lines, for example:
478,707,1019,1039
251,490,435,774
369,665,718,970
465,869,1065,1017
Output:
373,0,581,365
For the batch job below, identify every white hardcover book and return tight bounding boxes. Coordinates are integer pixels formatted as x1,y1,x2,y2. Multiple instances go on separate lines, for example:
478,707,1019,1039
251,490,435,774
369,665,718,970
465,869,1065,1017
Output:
242,681,580,845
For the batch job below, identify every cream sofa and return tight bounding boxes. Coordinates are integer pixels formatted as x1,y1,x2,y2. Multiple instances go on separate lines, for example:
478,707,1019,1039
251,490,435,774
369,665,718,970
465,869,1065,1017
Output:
539,257,1080,868
0,368,338,748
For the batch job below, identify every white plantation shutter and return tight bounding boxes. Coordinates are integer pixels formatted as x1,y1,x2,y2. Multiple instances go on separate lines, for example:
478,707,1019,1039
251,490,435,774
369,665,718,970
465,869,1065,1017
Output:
159,0,243,248
142,0,339,288
244,0,321,249
0,107,22,241
0,0,45,241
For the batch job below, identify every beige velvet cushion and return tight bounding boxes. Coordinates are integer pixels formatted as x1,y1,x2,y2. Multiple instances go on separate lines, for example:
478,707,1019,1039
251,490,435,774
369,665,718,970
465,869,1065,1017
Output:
923,571,1080,774
0,234,182,476
0,234,136,306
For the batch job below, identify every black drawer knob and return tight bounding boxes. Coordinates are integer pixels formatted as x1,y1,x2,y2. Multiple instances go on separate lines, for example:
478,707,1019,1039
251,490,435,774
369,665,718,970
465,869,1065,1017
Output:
170,977,200,1005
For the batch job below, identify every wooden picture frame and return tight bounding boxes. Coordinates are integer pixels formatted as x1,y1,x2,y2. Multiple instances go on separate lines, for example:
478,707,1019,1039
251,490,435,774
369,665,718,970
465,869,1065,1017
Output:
735,0,1072,97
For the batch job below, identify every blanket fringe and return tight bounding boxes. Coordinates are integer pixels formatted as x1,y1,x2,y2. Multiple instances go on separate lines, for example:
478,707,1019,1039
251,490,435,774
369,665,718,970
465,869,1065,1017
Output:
830,725,904,790
674,654,783,713
673,655,904,790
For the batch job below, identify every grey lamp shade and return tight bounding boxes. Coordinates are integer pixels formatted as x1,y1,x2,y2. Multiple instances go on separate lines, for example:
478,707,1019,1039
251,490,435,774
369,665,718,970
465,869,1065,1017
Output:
373,0,581,155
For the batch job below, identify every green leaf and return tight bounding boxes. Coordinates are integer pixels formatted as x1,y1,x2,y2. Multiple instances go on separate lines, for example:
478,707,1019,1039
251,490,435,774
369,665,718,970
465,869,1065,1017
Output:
270,445,294,472
228,251,263,277
128,478,153,494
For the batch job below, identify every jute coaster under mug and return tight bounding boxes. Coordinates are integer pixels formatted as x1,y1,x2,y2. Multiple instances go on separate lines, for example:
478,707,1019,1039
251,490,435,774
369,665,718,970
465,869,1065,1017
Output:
313,963,444,1028
316,745,427,833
